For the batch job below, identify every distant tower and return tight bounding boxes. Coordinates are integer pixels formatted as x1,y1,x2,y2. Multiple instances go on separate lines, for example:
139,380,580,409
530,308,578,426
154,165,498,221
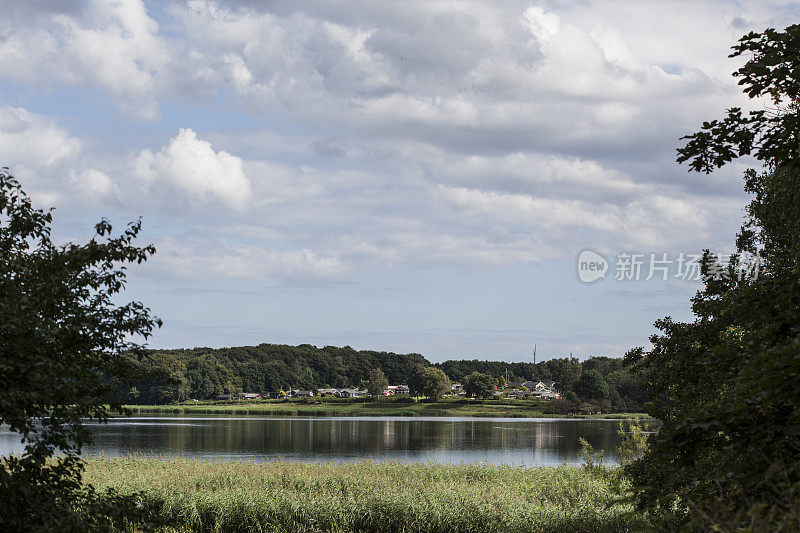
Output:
533,344,537,365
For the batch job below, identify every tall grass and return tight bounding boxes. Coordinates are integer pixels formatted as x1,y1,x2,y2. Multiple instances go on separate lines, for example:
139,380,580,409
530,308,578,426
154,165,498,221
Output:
84,456,650,532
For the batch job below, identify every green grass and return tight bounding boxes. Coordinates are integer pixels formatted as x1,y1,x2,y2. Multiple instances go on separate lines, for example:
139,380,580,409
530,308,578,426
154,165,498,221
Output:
125,398,650,419
84,456,651,532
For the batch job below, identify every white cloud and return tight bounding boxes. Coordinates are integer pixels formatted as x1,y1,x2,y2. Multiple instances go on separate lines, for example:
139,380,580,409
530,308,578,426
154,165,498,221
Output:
0,0,170,119
0,0,786,283
4,0,793,359
0,0,786,134
68,168,116,202
150,234,346,282
426,150,646,201
0,106,80,167
133,128,251,210
438,185,620,233
0,106,83,206
524,6,559,42
163,0,755,151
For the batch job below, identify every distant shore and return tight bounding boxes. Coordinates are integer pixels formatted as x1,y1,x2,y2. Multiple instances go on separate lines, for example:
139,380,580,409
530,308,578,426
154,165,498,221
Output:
125,398,651,419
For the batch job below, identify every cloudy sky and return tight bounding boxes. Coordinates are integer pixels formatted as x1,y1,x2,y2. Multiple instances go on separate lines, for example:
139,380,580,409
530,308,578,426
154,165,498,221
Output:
1,0,793,361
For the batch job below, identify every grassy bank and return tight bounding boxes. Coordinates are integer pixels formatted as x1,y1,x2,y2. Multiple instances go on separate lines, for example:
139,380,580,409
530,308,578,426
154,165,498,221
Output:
84,456,650,532
125,398,651,419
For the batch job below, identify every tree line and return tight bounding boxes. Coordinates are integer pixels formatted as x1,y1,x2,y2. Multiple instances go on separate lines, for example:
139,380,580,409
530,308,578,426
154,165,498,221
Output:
129,344,646,412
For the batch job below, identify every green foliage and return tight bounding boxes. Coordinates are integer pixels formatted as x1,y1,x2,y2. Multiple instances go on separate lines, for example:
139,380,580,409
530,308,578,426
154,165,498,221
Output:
684,458,800,531
436,355,642,412
629,24,800,530
0,168,165,530
84,456,652,532
676,25,800,173
462,371,496,399
366,368,388,398
409,366,451,401
129,343,644,412
574,370,610,402
579,438,607,478
615,419,650,467
134,344,430,403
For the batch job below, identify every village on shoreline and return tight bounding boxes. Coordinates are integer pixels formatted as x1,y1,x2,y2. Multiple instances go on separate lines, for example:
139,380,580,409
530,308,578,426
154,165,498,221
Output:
213,379,563,402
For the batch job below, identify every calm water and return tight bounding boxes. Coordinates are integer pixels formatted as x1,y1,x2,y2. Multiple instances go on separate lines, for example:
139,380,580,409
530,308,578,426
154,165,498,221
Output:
0,416,648,466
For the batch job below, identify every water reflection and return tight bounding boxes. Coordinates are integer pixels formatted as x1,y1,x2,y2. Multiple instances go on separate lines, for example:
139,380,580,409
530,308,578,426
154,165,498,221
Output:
0,416,652,466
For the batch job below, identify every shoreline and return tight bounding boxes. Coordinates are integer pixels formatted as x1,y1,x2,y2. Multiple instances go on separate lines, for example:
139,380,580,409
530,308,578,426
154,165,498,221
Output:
124,399,651,420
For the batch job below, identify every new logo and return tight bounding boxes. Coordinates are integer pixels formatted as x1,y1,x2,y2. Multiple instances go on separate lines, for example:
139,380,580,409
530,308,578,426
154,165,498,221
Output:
577,250,608,283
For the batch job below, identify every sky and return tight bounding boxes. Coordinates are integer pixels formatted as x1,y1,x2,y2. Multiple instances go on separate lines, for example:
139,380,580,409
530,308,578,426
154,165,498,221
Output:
1,0,795,362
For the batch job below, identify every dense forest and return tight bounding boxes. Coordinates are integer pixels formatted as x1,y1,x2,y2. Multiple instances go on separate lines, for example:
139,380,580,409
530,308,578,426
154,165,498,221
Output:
437,355,645,411
131,343,645,412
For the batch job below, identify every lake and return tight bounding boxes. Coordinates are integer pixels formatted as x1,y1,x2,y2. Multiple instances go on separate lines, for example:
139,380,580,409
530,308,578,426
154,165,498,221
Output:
0,416,649,466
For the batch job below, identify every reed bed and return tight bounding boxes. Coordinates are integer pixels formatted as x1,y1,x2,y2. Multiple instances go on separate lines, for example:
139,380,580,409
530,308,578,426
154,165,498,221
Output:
84,455,649,532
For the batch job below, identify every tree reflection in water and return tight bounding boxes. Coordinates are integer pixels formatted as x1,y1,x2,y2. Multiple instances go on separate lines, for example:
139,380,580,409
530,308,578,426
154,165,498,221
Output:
0,417,656,466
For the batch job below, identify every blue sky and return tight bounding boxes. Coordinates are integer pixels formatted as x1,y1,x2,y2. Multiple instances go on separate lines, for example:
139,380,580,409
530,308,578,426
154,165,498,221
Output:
1,0,795,362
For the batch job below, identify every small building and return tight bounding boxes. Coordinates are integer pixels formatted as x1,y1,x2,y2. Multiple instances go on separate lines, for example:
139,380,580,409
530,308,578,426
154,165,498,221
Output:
294,390,314,398
537,391,562,400
242,392,261,400
317,388,338,396
387,385,410,395
508,380,557,392
337,388,361,398
215,393,234,401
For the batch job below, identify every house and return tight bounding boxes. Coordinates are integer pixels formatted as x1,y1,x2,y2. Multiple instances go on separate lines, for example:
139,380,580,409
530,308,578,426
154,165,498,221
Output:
508,380,558,392
450,382,465,393
241,392,261,400
294,390,314,398
317,388,338,396
530,381,558,391
336,388,361,398
215,394,234,401
540,391,562,400
387,385,410,395
530,390,561,400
